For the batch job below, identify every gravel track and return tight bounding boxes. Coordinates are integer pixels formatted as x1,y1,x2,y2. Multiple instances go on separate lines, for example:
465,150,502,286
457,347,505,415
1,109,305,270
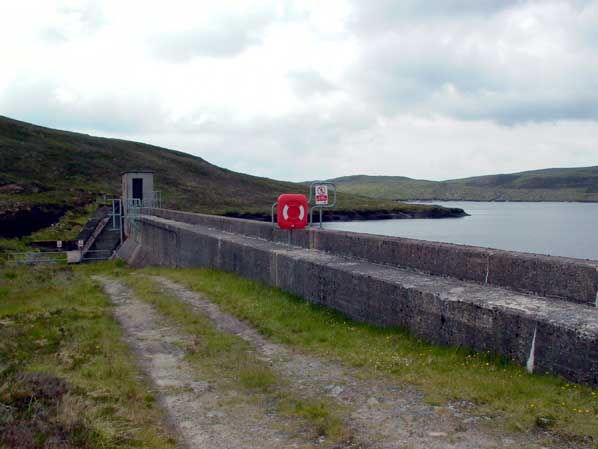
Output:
150,275,571,449
95,276,313,449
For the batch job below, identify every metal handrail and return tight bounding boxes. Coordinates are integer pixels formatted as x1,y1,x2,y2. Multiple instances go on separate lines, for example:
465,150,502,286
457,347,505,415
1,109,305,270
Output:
3,249,113,266
271,202,277,228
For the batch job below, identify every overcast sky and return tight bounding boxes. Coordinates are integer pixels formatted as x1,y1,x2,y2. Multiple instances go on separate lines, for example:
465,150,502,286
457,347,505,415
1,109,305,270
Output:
1,0,597,181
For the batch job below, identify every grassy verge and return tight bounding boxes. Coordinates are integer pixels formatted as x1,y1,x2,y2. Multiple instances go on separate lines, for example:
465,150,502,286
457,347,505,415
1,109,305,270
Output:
28,203,97,242
0,238,29,255
149,267,598,446
123,274,352,445
0,263,176,449
0,203,97,267
0,203,97,261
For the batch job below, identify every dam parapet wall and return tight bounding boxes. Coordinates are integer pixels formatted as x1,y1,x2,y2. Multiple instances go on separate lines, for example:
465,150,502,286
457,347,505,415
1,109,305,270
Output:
144,208,598,306
119,210,598,387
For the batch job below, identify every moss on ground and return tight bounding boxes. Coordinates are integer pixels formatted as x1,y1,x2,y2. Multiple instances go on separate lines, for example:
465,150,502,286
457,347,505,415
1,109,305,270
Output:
2,261,597,448
151,267,598,447
28,203,97,242
124,274,352,445
0,263,177,449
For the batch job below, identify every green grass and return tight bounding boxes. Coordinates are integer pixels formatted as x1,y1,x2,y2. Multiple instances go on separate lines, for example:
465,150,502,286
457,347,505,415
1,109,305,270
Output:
0,203,96,267
331,166,598,202
0,115,457,225
28,203,96,241
0,201,103,272
0,263,176,449
0,203,96,260
123,274,351,444
3,261,597,447
0,243,64,267
148,267,598,446
0,237,29,253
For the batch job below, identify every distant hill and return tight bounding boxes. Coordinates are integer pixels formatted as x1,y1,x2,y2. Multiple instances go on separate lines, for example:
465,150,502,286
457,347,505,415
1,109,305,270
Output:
0,116,464,237
328,167,598,202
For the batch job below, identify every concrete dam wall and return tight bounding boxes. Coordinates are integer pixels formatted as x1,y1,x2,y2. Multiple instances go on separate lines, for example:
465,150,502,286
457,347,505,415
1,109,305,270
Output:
118,208,598,387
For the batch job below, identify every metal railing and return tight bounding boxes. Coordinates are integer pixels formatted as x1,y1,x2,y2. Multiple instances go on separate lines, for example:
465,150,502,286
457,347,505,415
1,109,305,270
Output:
2,249,113,266
123,191,162,238
96,191,162,209
125,191,162,211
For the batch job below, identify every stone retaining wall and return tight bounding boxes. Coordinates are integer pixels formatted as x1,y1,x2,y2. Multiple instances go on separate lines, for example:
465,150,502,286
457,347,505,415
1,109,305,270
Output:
118,214,598,386
143,208,598,306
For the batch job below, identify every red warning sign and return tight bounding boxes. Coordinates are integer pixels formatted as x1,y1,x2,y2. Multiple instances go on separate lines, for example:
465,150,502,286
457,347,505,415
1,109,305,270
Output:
315,184,329,205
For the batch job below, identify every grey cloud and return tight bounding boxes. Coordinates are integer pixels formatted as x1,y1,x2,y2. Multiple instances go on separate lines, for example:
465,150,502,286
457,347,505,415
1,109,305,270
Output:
40,0,106,43
164,103,377,180
343,0,598,125
577,3,598,48
453,88,598,125
59,0,106,31
349,50,598,124
149,20,264,61
348,0,523,33
352,37,505,96
148,3,303,61
0,79,167,134
346,33,506,116
287,70,338,97
188,103,374,142
39,27,69,44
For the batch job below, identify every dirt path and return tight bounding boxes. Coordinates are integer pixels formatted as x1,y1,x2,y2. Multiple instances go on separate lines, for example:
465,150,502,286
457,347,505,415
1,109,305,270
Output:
94,276,314,449
151,275,571,449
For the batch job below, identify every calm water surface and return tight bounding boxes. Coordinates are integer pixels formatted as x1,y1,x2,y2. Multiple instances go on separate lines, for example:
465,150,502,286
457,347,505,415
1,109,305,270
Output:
323,202,598,260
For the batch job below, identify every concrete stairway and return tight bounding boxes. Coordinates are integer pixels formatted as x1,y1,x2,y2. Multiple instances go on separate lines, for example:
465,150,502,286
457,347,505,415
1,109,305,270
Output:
76,206,110,243
76,206,122,262
87,227,121,260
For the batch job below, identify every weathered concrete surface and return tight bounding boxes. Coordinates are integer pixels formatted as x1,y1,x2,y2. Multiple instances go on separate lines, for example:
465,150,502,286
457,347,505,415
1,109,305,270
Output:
119,214,598,387
143,208,598,306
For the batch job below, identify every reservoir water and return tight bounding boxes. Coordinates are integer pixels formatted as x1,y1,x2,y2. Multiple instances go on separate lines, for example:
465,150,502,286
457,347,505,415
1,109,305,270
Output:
323,202,598,260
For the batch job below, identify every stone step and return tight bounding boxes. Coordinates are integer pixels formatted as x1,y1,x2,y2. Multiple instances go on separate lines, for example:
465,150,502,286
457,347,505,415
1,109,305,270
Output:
89,229,121,259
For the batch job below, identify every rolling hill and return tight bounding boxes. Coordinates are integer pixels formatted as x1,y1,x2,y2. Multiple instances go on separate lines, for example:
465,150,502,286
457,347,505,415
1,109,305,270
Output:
0,116,464,237
329,167,598,202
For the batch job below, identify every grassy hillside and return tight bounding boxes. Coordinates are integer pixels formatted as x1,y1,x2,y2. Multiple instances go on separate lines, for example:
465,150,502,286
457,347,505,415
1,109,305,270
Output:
329,166,598,202
0,116,464,237
0,115,299,215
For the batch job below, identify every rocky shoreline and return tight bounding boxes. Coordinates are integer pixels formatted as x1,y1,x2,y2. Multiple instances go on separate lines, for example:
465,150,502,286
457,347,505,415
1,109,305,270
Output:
0,204,70,238
224,205,468,223
1,204,467,239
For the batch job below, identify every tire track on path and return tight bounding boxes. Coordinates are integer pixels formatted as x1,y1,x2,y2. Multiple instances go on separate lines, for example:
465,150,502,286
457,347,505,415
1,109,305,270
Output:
151,274,568,449
94,276,313,449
